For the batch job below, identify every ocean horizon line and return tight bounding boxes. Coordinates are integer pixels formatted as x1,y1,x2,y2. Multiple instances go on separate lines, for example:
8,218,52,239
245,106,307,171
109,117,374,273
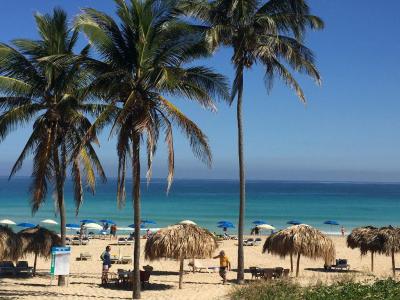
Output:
2,175,400,185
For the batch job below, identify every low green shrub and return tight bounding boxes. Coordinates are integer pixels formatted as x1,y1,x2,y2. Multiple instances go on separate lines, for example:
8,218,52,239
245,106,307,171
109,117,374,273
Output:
230,278,400,300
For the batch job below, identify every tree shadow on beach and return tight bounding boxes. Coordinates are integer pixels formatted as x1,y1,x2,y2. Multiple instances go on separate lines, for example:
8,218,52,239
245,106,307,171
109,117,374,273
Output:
102,282,173,291
0,289,130,300
304,267,360,274
150,270,180,276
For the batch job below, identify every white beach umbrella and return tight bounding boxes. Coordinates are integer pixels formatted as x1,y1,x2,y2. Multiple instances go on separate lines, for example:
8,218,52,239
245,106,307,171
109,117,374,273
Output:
41,219,58,225
0,219,16,225
256,224,276,230
84,223,103,230
179,220,197,225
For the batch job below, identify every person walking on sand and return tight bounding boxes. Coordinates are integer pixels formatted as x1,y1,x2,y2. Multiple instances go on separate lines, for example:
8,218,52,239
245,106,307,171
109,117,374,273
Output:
341,226,345,237
100,245,112,285
214,250,231,284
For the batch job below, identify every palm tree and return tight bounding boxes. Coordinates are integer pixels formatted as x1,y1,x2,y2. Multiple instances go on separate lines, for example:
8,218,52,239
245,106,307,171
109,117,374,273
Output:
0,9,106,285
181,0,324,282
73,0,229,298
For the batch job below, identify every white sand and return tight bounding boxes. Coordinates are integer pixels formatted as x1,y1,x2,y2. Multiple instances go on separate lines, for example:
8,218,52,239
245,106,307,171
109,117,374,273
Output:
0,236,398,299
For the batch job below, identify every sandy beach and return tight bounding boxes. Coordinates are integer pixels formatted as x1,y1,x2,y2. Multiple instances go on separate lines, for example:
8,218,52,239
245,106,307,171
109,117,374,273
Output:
0,235,399,300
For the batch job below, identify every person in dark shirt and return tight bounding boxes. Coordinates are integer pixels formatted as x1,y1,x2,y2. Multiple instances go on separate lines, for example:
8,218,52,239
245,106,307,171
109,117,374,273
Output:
101,245,112,272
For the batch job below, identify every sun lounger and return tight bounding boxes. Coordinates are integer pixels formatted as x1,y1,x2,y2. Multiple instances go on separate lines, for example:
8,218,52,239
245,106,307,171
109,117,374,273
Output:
65,237,71,245
0,261,15,276
77,252,92,261
15,261,33,277
71,237,81,245
120,256,132,264
126,237,134,244
254,238,262,245
110,254,119,264
188,259,211,273
118,237,127,245
81,237,89,245
329,259,350,271
244,238,254,246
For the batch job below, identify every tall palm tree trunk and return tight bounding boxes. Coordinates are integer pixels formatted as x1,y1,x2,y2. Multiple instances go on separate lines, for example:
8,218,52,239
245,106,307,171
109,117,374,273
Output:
54,147,66,286
132,136,141,299
236,64,245,283
392,250,396,277
371,251,374,272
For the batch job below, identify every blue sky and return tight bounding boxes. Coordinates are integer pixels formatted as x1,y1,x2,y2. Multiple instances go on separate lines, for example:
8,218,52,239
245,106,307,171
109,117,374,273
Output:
1,0,400,182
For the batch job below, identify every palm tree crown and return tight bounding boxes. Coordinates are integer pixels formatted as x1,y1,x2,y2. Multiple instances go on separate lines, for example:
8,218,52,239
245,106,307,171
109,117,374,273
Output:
0,8,105,215
181,0,324,283
72,0,229,297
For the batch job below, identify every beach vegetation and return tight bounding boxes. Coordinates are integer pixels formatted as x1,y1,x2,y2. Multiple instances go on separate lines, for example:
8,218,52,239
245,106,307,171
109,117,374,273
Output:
181,0,324,282
230,278,400,300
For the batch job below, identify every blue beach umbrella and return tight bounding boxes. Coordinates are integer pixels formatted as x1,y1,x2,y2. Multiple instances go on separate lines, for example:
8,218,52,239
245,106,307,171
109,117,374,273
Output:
128,224,146,229
217,221,234,228
141,219,156,225
217,223,235,229
253,220,267,225
324,220,340,226
99,219,116,224
287,220,302,225
80,219,96,223
217,220,232,224
66,223,80,229
17,222,36,228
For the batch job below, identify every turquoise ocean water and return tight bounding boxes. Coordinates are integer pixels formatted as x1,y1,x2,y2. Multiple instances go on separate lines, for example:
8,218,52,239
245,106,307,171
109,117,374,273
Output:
0,177,399,234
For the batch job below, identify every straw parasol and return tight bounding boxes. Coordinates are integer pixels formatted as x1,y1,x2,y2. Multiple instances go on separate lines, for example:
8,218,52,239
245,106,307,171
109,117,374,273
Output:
377,226,400,276
347,226,381,272
18,226,61,275
144,224,218,289
0,225,22,261
262,224,335,277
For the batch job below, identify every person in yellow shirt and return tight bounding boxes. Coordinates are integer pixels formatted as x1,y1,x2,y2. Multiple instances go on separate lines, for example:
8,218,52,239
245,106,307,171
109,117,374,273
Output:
213,250,231,284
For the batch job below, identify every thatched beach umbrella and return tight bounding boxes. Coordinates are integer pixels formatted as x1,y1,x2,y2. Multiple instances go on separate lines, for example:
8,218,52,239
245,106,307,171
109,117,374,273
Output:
17,226,61,275
377,226,400,277
0,225,22,261
144,224,218,289
263,224,335,277
347,226,381,272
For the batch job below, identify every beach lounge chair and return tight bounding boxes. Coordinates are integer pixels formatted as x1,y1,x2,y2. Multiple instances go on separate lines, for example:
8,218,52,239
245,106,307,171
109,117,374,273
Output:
71,236,81,245
81,237,89,245
77,252,92,261
15,261,33,276
244,238,254,246
88,232,95,239
254,238,262,245
65,237,71,245
188,259,211,273
330,259,350,271
121,256,132,264
110,254,119,264
0,261,15,276
118,237,127,245
126,236,134,244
